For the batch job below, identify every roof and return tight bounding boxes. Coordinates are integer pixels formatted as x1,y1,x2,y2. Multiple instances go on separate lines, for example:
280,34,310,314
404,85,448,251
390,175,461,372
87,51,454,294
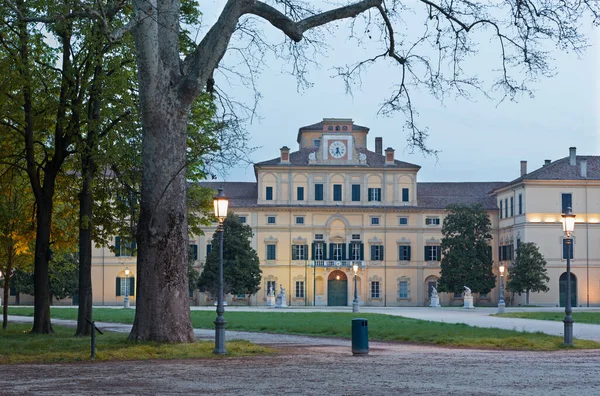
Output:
199,181,505,210
493,155,600,192
254,147,421,169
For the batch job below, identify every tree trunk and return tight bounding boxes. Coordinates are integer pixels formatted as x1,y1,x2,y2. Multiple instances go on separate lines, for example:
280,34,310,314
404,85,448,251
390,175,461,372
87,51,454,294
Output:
32,195,54,334
2,247,12,330
526,290,530,305
75,153,94,336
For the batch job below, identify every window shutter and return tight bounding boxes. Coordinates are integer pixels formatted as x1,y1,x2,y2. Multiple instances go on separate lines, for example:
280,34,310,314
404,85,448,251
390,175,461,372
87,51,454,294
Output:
402,188,409,202
367,188,372,202
115,237,121,257
131,240,137,256
292,245,297,260
329,243,334,260
371,245,376,260
323,243,327,260
130,277,135,296
407,246,411,261
380,246,384,261
311,242,315,259
116,277,121,296
341,244,346,260
304,245,308,259
360,243,364,260
424,246,428,261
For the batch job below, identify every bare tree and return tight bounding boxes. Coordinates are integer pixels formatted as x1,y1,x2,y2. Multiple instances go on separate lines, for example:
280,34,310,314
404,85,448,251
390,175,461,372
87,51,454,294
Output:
7,0,598,341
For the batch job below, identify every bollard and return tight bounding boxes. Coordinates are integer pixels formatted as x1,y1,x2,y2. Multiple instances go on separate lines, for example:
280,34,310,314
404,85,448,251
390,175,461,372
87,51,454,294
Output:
351,318,368,355
85,317,104,360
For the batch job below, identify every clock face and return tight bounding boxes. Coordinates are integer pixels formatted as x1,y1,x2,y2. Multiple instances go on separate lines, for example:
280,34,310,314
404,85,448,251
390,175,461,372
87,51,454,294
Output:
329,141,347,158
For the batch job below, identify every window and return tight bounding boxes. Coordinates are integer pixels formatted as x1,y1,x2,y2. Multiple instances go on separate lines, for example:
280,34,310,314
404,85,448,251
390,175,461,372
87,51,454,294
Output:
333,184,342,201
206,243,212,255
313,139,321,147
499,200,503,219
368,188,381,202
504,198,508,218
510,197,514,217
266,186,273,201
295,216,305,225
398,281,408,299
314,242,324,260
332,243,343,260
425,217,440,225
352,234,361,240
398,245,411,261
370,281,380,298
350,242,362,260
371,245,384,261
238,216,247,224
267,281,276,294
499,244,514,261
297,187,304,201
295,281,305,298
266,244,276,260
114,236,135,257
562,193,572,213
315,184,324,201
314,234,323,240
562,239,574,259
352,184,361,201
518,194,523,215
267,216,276,224
424,245,441,261
371,217,380,225
292,244,308,260
399,217,408,225
116,276,135,297
188,244,198,261
402,188,409,202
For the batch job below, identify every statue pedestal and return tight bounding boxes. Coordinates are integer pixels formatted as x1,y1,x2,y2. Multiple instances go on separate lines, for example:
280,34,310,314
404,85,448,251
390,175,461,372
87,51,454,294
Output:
275,294,287,308
266,295,275,307
463,296,474,309
429,296,440,307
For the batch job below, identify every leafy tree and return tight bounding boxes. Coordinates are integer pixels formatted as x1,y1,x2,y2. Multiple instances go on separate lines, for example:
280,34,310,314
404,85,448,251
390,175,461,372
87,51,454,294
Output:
198,214,261,298
7,0,598,342
438,204,495,295
506,242,549,305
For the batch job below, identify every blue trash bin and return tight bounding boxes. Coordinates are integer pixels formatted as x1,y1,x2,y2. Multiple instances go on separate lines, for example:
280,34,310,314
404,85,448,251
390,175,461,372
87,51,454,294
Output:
351,318,368,355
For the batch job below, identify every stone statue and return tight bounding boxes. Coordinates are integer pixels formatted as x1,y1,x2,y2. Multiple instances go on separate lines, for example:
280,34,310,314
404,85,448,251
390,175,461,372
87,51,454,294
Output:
275,284,287,308
464,286,472,297
267,286,274,297
431,286,438,299
279,284,286,296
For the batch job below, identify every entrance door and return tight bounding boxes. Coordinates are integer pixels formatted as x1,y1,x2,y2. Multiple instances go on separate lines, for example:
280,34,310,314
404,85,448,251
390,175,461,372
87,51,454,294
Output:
327,270,348,306
559,272,577,307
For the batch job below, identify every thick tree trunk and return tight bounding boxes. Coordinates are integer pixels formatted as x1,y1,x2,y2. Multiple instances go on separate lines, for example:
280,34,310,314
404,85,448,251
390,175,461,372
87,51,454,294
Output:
75,154,94,336
2,248,12,330
32,196,54,334
526,290,530,305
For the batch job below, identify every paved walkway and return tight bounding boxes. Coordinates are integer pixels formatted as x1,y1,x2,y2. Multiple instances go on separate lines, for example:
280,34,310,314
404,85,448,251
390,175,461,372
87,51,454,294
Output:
9,305,600,343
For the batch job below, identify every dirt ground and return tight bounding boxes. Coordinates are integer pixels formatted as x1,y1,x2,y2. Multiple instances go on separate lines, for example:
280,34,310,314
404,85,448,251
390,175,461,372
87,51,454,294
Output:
2,343,600,395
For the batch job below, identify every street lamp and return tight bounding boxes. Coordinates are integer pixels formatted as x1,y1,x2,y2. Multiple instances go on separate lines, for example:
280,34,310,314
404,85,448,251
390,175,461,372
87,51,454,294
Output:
352,263,359,313
213,188,229,354
498,264,505,314
124,267,130,308
561,206,576,346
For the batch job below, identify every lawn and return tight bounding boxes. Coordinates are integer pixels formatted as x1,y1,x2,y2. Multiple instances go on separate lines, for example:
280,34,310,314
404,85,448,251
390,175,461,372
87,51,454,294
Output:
0,323,271,364
7,307,600,351
497,311,600,324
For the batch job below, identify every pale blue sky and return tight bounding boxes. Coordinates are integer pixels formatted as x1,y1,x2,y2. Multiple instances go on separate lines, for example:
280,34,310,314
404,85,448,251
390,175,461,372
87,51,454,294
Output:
201,1,599,183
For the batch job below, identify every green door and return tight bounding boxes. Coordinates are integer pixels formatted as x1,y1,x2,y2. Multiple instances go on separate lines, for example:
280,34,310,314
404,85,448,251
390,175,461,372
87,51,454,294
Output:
327,279,348,306
559,273,577,307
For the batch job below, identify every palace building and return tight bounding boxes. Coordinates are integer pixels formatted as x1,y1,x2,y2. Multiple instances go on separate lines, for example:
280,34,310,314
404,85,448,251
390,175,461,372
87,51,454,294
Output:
4,118,599,308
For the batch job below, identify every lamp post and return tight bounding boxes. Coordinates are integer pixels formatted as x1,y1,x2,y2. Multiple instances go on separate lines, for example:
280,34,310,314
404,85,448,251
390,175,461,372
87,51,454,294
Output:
352,263,359,313
124,267,130,308
213,188,229,354
561,206,576,346
497,264,505,314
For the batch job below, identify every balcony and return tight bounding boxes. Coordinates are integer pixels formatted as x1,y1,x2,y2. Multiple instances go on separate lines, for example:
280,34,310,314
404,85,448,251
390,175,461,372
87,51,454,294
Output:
309,260,366,268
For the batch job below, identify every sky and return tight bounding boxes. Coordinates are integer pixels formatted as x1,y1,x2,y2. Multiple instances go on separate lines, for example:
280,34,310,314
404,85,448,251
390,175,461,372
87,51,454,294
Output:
200,1,600,184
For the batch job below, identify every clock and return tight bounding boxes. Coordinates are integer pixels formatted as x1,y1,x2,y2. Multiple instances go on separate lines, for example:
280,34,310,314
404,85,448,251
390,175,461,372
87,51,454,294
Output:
329,141,347,158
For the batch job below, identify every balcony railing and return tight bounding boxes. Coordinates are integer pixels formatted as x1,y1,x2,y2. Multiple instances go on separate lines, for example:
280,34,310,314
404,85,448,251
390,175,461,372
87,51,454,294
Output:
309,260,366,268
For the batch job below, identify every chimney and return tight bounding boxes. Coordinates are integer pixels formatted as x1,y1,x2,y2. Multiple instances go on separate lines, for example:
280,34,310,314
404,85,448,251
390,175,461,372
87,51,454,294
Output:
569,147,576,166
581,159,587,178
280,146,290,164
544,159,551,166
520,160,527,177
375,137,383,155
385,147,395,165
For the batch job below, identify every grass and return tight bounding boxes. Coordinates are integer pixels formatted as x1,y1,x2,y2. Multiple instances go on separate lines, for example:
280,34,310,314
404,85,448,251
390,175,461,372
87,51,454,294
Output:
0,323,272,364
497,311,600,324
7,307,600,351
